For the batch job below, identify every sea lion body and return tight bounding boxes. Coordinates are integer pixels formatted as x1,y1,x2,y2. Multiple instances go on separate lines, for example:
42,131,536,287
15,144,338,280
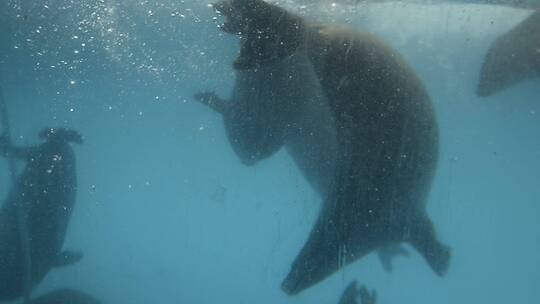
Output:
0,129,82,300
205,0,450,295
280,25,447,294
225,52,336,173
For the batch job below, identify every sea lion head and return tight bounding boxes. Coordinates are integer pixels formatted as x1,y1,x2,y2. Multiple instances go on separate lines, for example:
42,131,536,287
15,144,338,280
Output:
39,127,83,144
213,0,305,70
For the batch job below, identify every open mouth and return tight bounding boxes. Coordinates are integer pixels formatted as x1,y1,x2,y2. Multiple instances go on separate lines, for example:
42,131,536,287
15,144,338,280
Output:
212,1,248,35
211,0,304,70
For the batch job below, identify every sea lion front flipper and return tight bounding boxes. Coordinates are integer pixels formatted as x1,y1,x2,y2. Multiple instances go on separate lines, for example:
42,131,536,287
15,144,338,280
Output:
359,285,377,304
193,91,229,114
408,214,450,276
377,243,409,272
53,250,84,267
0,133,36,160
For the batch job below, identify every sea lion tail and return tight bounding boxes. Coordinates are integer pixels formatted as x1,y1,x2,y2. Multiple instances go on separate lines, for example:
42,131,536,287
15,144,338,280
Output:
408,214,451,277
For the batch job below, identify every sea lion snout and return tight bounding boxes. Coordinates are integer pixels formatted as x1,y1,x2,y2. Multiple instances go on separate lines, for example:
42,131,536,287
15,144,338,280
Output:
213,0,247,35
213,0,305,70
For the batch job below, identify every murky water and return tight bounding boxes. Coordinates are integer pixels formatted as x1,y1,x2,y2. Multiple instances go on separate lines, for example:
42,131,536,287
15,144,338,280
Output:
0,1,538,304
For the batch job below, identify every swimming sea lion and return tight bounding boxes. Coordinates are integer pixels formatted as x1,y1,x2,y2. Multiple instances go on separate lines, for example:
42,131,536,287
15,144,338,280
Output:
31,288,100,304
208,0,450,295
477,9,540,97
0,127,83,301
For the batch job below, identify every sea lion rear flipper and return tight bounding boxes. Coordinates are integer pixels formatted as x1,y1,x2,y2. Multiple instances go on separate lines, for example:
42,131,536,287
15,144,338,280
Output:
359,285,377,304
193,91,229,114
337,280,361,304
281,172,379,295
377,243,409,272
53,250,83,267
408,214,450,276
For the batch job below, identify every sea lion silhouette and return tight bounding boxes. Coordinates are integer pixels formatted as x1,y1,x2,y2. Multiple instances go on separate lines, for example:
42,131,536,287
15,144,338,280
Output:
204,0,450,295
0,127,83,301
477,9,540,97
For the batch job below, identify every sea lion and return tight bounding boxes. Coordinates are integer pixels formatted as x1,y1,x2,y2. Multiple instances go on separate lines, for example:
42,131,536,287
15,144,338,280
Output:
31,288,100,304
208,0,450,295
0,127,83,301
195,87,409,271
195,16,408,275
477,9,540,97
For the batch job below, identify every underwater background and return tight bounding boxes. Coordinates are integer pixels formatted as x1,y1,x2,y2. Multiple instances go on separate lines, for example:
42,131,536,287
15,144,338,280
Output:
0,0,539,303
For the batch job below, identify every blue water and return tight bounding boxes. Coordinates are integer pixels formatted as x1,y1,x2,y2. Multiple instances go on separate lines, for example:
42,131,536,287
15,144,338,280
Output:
0,1,539,304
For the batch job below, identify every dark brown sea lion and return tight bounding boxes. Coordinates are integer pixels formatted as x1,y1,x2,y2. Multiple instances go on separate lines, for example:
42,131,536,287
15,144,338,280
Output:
0,128,83,301
207,0,450,295
477,9,540,97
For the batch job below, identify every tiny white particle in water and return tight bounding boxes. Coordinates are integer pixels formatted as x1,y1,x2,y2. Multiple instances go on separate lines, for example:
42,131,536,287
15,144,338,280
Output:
138,111,143,116
74,50,79,54
70,80,76,85
128,184,133,189
199,125,205,131
73,35,79,39
69,108,74,112
331,2,337,7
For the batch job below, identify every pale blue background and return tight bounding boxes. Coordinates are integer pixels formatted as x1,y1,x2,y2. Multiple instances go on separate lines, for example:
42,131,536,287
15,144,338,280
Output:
0,1,539,303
